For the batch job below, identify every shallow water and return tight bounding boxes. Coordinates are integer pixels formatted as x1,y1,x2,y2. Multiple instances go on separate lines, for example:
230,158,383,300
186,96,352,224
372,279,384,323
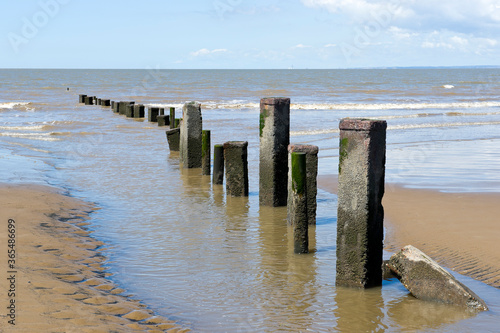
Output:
1,69,499,331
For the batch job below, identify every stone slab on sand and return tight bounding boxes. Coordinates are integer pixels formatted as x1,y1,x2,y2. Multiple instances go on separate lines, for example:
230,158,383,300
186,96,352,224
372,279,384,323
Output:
388,245,488,311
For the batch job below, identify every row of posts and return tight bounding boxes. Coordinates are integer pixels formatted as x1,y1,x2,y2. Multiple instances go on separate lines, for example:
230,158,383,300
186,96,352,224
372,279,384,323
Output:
78,94,180,129
164,97,387,289
80,93,387,289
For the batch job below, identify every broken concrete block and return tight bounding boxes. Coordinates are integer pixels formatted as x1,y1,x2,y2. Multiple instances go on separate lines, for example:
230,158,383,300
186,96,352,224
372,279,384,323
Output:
388,245,488,311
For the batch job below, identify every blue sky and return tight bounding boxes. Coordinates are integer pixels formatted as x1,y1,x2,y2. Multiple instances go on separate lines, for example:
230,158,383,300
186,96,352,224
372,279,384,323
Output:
1,0,499,69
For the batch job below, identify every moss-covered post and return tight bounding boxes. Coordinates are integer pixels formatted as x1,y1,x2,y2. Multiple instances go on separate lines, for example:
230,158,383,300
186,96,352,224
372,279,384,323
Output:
288,152,308,254
336,118,387,288
223,141,249,197
287,145,319,225
179,102,203,168
202,130,211,175
148,107,159,122
174,118,180,128
165,128,180,151
169,107,176,128
212,144,224,185
259,97,290,206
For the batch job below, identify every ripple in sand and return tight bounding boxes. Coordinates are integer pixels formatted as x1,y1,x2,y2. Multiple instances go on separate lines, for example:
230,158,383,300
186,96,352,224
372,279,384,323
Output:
122,310,153,321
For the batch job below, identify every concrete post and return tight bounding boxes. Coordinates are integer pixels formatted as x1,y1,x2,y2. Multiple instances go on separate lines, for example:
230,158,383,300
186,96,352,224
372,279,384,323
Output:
125,104,134,117
79,94,87,103
288,145,319,225
259,97,290,206
165,128,180,151
288,152,308,254
336,118,386,288
179,102,203,168
212,144,224,185
223,141,249,197
84,96,93,105
118,101,134,115
157,115,170,127
169,107,176,128
148,107,159,122
202,130,211,175
133,104,145,118
101,99,111,107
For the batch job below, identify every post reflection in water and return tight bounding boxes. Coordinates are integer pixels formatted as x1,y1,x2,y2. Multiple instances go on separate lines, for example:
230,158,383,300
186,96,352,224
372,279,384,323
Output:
255,206,320,331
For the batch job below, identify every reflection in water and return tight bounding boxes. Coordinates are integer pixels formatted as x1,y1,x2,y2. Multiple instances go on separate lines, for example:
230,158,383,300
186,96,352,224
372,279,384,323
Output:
334,286,385,332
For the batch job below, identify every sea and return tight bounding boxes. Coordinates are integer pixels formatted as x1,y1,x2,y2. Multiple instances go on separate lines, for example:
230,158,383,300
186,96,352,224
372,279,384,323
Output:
1,68,499,332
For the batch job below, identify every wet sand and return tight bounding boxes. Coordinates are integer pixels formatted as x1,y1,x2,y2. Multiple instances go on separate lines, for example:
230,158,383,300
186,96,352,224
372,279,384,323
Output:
0,183,189,332
318,175,500,288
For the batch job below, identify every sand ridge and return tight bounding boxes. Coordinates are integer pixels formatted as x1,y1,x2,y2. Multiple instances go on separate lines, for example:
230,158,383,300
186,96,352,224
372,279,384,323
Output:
0,183,189,332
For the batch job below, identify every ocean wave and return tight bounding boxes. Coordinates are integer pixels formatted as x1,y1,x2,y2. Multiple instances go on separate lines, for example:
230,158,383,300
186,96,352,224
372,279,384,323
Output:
147,101,500,111
291,120,500,136
0,132,62,141
0,102,32,110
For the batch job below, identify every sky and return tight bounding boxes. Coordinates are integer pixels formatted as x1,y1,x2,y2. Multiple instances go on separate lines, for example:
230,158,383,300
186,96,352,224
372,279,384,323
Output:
1,0,499,69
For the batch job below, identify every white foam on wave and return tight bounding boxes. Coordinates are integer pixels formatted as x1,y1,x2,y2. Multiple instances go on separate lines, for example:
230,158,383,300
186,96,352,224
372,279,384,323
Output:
0,131,65,141
291,120,500,137
0,102,32,110
147,100,500,111
443,85,455,89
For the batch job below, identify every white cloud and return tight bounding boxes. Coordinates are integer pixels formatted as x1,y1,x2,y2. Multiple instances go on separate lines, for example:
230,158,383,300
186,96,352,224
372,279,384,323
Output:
190,48,228,57
301,0,500,29
324,43,337,47
293,44,312,49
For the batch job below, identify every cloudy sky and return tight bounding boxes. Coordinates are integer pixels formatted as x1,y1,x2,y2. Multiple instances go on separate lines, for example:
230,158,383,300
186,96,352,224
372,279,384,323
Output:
1,0,499,68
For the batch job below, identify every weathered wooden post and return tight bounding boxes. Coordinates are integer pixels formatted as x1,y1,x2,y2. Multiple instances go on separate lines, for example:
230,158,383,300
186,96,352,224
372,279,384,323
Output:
202,130,211,175
336,118,386,288
101,99,111,107
159,108,165,115
259,97,290,206
111,101,116,112
174,118,180,128
288,145,319,225
212,144,224,185
84,96,93,105
133,104,145,118
224,141,249,197
179,102,202,168
97,98,102,106
148,107,159,122
157,115,170,127
169,107,176,128
79,94,87,103
165,128,180,151
288,152,308,254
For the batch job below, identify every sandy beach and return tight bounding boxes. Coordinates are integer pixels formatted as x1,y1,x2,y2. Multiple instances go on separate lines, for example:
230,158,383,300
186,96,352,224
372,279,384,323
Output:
318,175,500,289
0,183,188,332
